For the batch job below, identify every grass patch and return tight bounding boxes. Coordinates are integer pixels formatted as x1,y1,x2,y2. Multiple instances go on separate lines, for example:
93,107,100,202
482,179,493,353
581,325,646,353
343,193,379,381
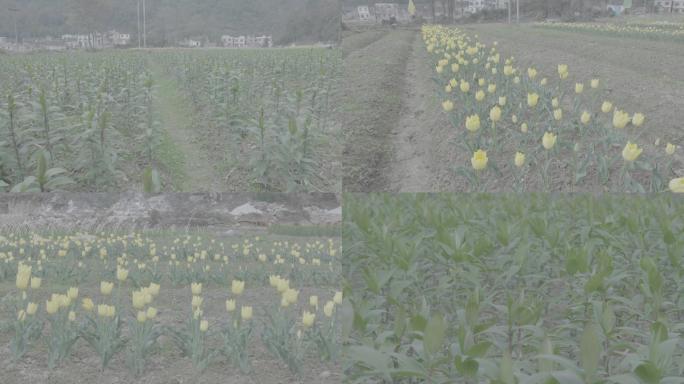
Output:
268,223,340,237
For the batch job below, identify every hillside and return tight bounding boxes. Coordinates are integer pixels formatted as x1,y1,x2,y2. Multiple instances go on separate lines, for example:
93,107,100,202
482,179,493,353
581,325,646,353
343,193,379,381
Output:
0,0,340,45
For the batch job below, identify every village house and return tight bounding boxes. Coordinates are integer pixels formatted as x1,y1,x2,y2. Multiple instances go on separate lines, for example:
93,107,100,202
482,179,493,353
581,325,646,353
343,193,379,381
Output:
221,35,273,48
108,30,131,46
62,30,130,49
654,0,684,13
179,38,202,48
358,6,372,20
343,1,508,24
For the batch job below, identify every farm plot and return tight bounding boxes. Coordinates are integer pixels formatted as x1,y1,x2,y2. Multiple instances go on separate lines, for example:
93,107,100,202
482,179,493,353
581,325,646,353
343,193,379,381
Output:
428,25,682,193
343,193,684,383
0,48,342,193
534,20,684,43
0,52,159,192
157,48,342,192
0,231,343,383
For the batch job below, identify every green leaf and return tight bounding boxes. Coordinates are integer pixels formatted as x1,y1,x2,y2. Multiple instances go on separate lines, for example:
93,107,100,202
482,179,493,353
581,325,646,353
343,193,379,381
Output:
499,351,515,384
634,361,661,384
466,341,492,358
580,323,600,382
423,313,446,356
455,356,479,378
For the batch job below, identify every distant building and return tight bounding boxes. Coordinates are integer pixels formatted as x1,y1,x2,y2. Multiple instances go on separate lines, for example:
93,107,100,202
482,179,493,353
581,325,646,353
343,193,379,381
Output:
61,30,130,49
179,38,202,48
343,1,506,23
655,0,684,13
374,3,410,22
108,30,131,46
221,34,273,48
358,6,371,20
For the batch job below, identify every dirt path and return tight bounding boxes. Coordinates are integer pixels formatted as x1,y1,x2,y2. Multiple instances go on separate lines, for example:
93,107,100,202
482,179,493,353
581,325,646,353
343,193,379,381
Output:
387,33,445,192
341,28,453,192
148,59,218,192
341,29,416,192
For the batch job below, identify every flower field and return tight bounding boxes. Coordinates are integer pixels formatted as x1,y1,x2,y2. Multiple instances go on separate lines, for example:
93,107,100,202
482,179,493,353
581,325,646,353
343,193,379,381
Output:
428,25,681,192
343,193,684,383
0,231,342,382
534,21,684,43
0,48,341,193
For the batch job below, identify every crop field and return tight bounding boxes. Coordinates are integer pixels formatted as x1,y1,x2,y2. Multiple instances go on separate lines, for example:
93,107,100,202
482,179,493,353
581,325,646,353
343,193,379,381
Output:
0,48,341,193
534,20,684,43
343,193,684,383
340,23,684,193
0,231,343,383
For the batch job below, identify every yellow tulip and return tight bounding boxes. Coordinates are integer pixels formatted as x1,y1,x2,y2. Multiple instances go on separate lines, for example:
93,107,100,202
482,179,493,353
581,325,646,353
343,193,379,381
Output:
16,264,31,291
68,311,76,322
231,280,245,295
191,282,202,295
30,276,41,289
465,114,481,132
471,150,488,171
488,83,497,93
575,83,584,94
591,78,600,88
520,123,528,133
498,96,506,106
542,132,557,150
527,93,539,108
333,291,343,305
241,306,253,321
100,281,114,295
478,78,486,86
670,178,684,193
309,295,318,308
553,109,563,121
632,113,645,127
475,90,485,102
540,78,548,86
323,301,335,317
527,67,537,79
82,297,94,311
490,106,502,122
191,295,203,309
302,311,316,328
622,142,643,162
666,143,676,155
283,288,299,305
46,299,59,315
116,267,128,282
581,111,591,125
132,290,146,309
67,287,79,300
451,63,459,72
137,311,147,323
601,101,613,113
514,152,525,168
612,110,630,129
460,81,470,93
26,302,38,315
552,98,559,108
146,307,158,319
148,282,160,296
558,64,568,79
200,319,209,332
